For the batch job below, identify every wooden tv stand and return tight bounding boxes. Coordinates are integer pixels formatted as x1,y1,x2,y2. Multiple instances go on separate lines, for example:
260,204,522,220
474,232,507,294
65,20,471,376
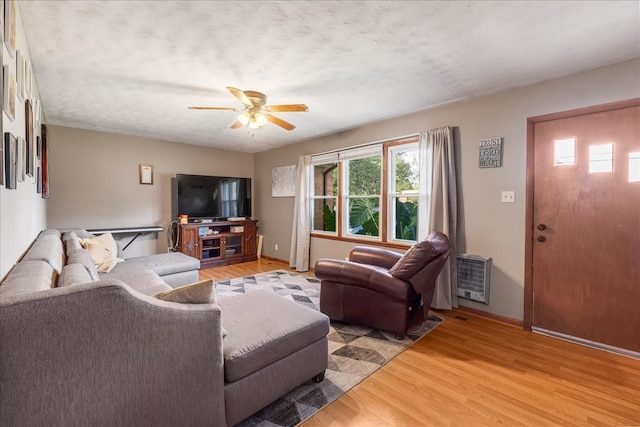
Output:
178,220,257,268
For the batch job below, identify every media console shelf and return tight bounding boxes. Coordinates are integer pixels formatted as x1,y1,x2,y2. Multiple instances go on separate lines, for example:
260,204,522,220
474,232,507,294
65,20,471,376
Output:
178,220,257,267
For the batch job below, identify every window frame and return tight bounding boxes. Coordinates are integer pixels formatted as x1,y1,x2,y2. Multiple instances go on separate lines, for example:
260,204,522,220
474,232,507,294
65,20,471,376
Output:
310,136,420,247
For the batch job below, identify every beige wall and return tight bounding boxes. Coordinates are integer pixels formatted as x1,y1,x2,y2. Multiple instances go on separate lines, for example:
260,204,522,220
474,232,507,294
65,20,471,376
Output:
254,58,640,321
1,5,47,278
46,126,254,257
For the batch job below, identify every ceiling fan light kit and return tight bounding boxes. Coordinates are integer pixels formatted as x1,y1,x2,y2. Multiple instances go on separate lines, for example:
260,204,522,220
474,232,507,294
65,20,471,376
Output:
189,87,308,131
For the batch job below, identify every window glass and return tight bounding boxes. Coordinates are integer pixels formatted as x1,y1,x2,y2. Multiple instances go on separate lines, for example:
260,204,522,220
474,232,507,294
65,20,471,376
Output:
554,138,575,166
629,152,640,183
311,163,338,233
589,143,613,174
345,155,381,237
390,144,419,242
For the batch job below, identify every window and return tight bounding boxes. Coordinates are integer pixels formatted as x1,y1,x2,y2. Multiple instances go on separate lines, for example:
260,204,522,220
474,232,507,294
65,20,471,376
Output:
311,162,338,233
344,153,382,238
589,143,614,174
554,138,575,166
310,137,420,244
388,143,419,242
630,152,640,183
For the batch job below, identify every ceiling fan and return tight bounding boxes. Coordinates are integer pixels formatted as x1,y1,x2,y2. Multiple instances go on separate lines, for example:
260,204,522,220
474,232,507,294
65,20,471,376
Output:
189,87,308,131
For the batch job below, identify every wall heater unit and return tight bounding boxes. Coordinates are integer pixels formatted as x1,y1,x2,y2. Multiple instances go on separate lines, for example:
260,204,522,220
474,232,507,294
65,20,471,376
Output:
456,254,492,304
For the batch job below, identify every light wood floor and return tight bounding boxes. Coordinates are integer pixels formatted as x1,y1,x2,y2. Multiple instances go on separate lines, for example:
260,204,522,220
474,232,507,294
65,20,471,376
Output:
201,260,640,427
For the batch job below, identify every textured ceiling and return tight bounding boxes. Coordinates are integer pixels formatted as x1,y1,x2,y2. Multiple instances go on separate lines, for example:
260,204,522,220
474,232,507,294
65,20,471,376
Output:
17,1,640,153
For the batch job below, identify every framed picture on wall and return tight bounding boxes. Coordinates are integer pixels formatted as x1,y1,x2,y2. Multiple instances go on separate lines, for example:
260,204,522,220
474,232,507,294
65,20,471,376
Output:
16,49,24,102
139,164,153,185
0,134,4,186
4,0,15,58
25,100,34,176
3,64,16,122
4,132,17,189
17,136,25,182
41,124,49,198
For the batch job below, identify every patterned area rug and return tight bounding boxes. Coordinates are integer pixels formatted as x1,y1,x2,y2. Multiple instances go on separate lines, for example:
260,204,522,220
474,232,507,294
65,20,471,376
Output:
216,270,443,427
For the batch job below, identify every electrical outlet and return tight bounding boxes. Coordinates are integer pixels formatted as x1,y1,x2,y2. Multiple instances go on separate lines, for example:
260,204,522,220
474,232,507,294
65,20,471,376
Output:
275,244,279,251
501,191,516,203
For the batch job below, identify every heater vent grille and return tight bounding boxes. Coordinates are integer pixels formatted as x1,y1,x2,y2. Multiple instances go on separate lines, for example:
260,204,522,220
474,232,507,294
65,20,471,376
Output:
457,254,491,304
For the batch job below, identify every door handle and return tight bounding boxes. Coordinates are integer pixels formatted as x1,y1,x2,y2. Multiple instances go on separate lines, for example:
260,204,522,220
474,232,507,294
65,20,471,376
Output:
537,235,546,242
537,224,547,231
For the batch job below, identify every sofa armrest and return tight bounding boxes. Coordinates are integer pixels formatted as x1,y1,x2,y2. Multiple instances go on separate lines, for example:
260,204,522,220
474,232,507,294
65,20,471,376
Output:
0,279,226,426
348,245,403,269
314,258,411,300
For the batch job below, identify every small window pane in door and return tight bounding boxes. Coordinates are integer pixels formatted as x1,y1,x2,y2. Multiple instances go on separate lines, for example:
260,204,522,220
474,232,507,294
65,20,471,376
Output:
589,143,613,174
554,138,575,166
630,152,640,182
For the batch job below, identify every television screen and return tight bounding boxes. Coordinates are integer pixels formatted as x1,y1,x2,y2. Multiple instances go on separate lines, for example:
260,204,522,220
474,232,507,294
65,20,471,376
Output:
176,174,252,220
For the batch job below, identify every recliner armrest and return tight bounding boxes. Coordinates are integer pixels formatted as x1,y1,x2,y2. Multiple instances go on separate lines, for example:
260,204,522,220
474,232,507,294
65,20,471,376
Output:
314,258,411,300
348,246,402,269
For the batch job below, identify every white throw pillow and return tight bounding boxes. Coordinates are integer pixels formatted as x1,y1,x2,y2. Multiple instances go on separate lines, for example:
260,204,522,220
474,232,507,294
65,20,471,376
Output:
80,233,123,273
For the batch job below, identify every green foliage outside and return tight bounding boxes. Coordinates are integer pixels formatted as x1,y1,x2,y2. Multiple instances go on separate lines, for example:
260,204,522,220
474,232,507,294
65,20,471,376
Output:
318,150,419,240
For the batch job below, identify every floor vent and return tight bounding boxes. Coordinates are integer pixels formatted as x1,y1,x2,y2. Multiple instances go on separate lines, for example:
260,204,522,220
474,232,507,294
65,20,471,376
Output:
457,254,492,304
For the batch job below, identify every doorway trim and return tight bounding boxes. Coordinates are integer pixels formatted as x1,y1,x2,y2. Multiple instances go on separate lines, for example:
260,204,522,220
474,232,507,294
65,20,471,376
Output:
523,98,640,330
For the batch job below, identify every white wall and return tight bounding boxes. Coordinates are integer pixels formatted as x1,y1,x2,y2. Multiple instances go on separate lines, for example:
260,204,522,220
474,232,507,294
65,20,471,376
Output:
46,126,254,257
1,4,47,279
254,58,640,322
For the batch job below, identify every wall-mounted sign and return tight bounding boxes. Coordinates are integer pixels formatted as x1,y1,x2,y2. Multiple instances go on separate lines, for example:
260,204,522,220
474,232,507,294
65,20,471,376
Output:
479,137,503,168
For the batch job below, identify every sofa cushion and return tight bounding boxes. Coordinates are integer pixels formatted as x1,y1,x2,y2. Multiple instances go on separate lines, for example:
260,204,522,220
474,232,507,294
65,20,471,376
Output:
104,268,171,296
62,231,83,256
154,279,216,304
0,261,56,297
107,252,200,277
58,263,94,287
218,289,330,383
81,233,122,273
21,234,65,275
67,249,100,281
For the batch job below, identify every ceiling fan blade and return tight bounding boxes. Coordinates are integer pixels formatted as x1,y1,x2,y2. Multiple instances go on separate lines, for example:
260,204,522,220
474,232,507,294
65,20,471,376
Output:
188,106,238,111
230,120,244,129
264,104,308,113
265,114,295,131
227,87,253,107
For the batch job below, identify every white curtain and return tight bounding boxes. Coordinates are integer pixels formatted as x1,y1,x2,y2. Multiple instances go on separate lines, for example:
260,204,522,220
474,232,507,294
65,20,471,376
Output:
289,155,312,271
419,127,458,309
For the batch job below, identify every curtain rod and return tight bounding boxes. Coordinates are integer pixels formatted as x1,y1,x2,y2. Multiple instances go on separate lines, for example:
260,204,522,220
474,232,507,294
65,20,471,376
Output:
309,132,421,158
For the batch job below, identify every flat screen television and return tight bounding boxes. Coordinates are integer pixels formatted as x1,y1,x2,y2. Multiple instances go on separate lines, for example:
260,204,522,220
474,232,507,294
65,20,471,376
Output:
175,174,252,220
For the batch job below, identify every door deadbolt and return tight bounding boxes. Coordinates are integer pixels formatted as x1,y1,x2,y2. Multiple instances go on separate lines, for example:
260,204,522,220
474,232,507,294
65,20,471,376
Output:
537,235,546,242
537,224,547,231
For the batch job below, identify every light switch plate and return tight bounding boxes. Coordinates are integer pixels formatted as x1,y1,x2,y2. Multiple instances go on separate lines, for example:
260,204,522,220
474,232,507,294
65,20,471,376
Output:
501,191,516,203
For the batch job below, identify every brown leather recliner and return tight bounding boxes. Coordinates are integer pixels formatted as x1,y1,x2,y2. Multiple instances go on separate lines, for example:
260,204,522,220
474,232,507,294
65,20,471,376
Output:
314,231,450,339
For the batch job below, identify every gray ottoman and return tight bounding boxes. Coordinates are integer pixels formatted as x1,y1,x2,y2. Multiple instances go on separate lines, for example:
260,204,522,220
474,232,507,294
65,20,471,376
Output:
218,289,329,426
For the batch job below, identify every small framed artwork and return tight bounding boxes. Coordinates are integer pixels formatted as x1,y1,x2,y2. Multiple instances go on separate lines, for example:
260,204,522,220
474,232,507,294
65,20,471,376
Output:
3,64,16,121
25,59,32,99
272,165,296,197
25,100,33,176
16,49,24,102
36,166,41,193
479,137,503,168
4,132,17,189
17,136,25,182
4,0,15,58
0,135,4,186
41,124,49,198
36,135,41,159
139,164,153,185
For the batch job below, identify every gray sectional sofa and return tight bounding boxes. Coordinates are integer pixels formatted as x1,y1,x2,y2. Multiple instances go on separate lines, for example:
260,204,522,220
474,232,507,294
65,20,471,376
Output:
0,229,329,426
